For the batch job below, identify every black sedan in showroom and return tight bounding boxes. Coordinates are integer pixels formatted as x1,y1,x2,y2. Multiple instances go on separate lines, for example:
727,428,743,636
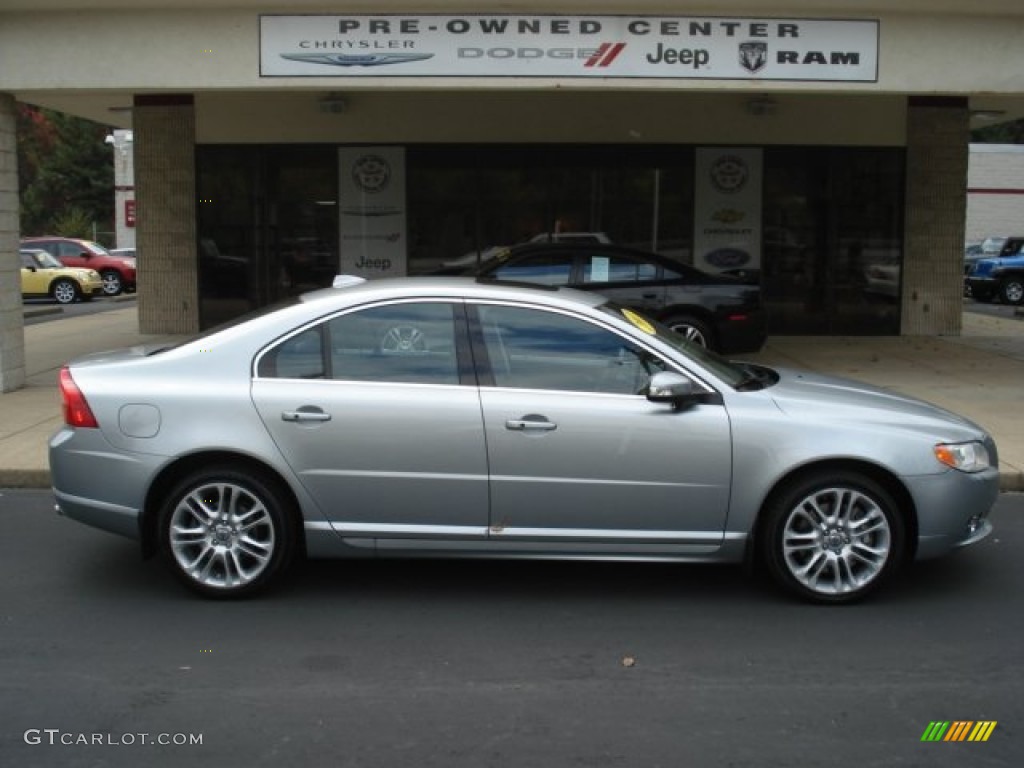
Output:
436,243,766,354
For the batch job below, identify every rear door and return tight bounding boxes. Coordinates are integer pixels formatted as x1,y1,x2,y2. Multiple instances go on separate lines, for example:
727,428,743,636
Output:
251,299,490,542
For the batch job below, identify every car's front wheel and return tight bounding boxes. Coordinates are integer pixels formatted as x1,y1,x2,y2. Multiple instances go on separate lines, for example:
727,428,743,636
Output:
999,276,1024,305
51,278,79,305
760,471,905,604
100,269,123,296
158,467,298,598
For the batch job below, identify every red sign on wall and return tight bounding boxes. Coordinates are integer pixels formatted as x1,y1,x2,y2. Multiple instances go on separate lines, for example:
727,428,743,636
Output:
125,199,136,227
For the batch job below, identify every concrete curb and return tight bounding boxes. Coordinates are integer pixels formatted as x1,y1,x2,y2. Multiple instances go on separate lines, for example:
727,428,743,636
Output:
1000,471,1024,493
0,469,51,489
23,307,63,319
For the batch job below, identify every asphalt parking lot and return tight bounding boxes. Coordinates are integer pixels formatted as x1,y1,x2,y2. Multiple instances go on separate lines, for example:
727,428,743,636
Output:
0,488,1020,768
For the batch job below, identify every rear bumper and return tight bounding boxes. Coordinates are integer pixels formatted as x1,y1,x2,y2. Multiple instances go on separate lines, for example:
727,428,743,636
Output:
49,426,164,541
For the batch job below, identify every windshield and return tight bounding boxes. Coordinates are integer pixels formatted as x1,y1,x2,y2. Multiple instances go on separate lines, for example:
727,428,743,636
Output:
598,303,757,389
82,240,112,256
23,250,63,269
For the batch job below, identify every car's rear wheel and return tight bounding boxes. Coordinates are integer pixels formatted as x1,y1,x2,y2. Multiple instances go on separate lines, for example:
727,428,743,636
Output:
100,269,123,296
999,276,1024,305
51,278,79,305
158,467,298,598
664,314,714,350
760,471,905,604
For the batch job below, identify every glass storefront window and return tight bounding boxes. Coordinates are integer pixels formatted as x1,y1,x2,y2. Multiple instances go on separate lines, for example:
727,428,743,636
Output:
196,143,902,336
762,147,903,335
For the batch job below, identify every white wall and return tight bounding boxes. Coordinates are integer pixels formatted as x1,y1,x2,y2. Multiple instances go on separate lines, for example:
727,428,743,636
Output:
966,144,1024,242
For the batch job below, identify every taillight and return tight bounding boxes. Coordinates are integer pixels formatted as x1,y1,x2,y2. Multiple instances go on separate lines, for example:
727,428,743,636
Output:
58,366,98,428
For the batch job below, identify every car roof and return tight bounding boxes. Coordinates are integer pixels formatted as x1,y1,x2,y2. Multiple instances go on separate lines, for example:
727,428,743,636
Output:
300,275,608,312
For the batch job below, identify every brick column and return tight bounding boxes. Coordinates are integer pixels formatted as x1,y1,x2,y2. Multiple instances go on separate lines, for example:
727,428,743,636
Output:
0,93,26,392
901,97,969,336
134,95,199,334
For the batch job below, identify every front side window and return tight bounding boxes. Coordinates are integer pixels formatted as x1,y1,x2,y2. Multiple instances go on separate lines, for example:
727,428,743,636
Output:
476,304,667,394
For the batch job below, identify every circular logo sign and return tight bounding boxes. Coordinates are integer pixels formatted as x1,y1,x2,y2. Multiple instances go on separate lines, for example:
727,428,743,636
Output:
352,155,391,194
709,155,749,194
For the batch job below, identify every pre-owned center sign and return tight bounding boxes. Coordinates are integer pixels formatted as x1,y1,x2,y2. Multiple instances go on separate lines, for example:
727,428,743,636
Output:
260,15,878,82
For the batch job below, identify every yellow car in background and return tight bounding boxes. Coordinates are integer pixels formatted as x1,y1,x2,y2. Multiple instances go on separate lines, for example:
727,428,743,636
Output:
20,248,103,304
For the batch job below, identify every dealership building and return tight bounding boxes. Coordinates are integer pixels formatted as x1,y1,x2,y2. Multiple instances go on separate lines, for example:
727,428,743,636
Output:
1,1,1023,391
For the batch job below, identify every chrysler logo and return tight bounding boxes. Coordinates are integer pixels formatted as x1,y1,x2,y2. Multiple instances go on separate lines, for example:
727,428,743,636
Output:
280,52,435,67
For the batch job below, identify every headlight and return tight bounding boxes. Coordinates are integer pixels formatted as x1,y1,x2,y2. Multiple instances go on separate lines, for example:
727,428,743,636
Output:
934,441,991,473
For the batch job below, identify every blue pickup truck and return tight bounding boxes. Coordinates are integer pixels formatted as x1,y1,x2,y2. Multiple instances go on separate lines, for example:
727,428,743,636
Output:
965,236,1024,305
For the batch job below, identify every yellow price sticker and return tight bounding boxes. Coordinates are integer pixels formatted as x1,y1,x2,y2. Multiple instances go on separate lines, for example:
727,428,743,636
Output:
622,308,656,335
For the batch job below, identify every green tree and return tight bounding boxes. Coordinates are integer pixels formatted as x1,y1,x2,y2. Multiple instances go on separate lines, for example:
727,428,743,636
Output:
16,104,115,243
971,117,1024,144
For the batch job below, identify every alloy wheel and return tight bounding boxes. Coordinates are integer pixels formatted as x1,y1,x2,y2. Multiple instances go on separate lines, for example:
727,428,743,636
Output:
52,279,77,304
101,270,123,295
168,481,277,591
780,486,892,597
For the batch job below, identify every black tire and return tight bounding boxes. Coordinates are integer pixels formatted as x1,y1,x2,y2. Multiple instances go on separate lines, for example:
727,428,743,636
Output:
971,287,994,303
759,471,905,604
999,276,1024,306
100,269,123,296
663,314,715,351
50,278,79,305
157,466,298,598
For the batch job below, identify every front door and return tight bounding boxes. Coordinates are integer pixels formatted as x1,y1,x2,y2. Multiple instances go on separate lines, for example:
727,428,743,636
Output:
472,303,732,549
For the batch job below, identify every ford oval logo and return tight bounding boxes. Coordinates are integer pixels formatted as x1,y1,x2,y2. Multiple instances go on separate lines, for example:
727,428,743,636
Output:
704,248,751,268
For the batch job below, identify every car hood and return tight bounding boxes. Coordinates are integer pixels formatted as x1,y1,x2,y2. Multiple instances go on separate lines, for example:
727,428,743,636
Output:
766,367,985,438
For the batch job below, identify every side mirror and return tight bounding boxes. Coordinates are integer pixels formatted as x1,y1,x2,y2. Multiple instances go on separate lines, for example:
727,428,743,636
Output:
79,251,91,258
646,371,699,409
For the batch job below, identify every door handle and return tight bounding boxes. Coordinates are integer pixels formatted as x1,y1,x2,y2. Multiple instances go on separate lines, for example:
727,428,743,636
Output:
506,415,557,432
282,407,331,423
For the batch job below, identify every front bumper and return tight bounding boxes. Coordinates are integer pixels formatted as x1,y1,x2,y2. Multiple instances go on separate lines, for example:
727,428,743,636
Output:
904,466,999,560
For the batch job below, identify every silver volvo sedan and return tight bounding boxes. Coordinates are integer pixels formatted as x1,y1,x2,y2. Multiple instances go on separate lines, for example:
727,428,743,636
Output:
49,277,999,603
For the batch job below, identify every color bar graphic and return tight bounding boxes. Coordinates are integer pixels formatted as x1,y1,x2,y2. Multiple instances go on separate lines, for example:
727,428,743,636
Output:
921,721,997,742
